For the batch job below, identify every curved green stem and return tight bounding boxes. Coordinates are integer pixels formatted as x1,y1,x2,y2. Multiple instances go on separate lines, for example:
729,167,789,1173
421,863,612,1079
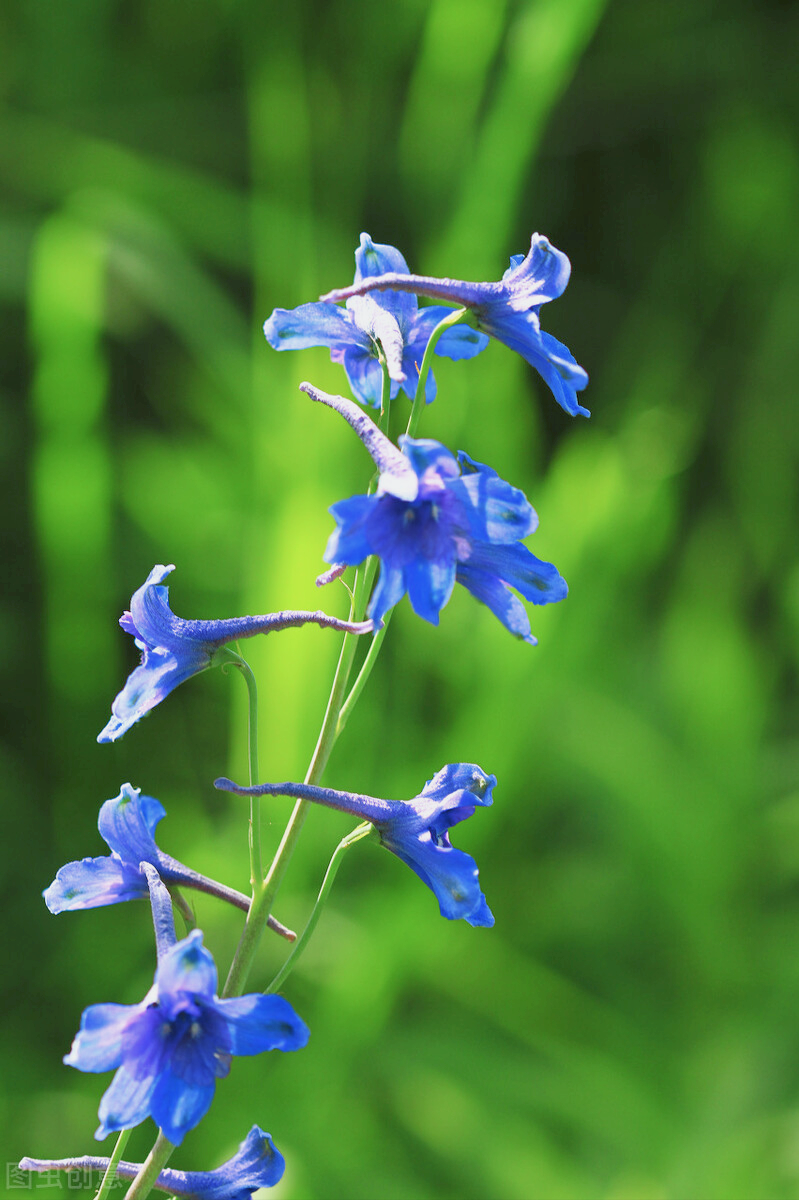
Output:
406,306,468,437
338,608,392,736
265,823,372,994
94,1129,131,1200
123,1132,174,1200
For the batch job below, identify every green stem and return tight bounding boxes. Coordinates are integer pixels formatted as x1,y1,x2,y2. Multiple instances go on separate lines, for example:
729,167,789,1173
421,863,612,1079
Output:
123,1132,174,1200
94,1129,131,1200
338,607,392,736
406,306,468,437
265,823,372,994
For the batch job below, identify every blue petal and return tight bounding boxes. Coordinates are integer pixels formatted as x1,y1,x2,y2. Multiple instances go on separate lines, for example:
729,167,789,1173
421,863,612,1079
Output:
324,494,379,566
354,233,416,329
368,564,406,624
97,784,165,862
216,993,310,1055
410,306,490,361
263,302,370,353
421,764,496,807
456,564,536,643
95,1064,158,1140
466,542,568,604
502,234,572,309
484,310,589,417
97,648,200,743
397,436,460,485
451,462,538,543
404,557,456,625
156,931,217,1003
381,830,494,927
156,1126,286,1198
338,344,387,408
150,1070,216,1146
64,1003,135,1073
44,856,147,913
169,1003,232,1086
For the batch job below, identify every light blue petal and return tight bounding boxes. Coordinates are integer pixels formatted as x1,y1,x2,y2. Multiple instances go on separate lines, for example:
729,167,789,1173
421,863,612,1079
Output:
150,1070,216,1146
217,993,310,1055
155,931,217,1002
97,649,199,743
456,564,536,643
44,856,147,913
97,784,165,862
354,233,416,329
263,302,370,352
397,436,460,483
95,1064,158,1140
64,1003,135,1072
503,233,572,309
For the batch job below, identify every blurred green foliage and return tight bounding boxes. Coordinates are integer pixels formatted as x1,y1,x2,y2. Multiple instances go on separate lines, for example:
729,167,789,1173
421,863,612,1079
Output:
2,0,799,1197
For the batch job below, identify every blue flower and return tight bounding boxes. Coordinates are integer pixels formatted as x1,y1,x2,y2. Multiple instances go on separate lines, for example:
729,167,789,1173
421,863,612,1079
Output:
20,1124,286,1197
43,784,296,934
302,385,567,642
64,930,309,1145
320,233,589,417
215,763,497,927
98,564,372,742
264,233,488,407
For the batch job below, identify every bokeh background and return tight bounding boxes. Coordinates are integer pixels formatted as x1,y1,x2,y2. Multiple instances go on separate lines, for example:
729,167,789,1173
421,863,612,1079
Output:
2,1,799,1197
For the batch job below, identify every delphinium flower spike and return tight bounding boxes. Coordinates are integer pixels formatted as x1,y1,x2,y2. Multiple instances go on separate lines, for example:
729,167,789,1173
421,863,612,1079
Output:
43,782,294,938
319,232,589,417
264,232,489,407
64,927,309,1145
98,564,373,742
20,1123,286,1197
216,763,496,927
302,383,567,640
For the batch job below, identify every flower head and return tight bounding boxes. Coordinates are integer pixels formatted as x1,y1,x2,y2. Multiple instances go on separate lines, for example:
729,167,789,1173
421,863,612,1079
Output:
264,233,488,407
215,763,497,927
64,930,309,1145
43,784,283,930
320,232,589,417
98,564,372,742
20,1125,285,1197
303,384,567,642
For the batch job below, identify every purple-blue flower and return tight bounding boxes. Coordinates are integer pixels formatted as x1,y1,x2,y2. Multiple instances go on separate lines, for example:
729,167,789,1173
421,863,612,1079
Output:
64,929,309,1145
43,784,299,937
320,232,589,417
264,233,489,407
98,564,372,742
20,1124,286,1197
216,763,496,927
301,384,567,642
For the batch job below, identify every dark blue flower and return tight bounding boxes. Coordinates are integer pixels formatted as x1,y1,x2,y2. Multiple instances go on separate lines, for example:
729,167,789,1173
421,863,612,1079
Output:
64,930,309,1145
215,763,496,927
20,1124,286,1197
320,232,589,417
98,564,372,742
264,233,488,407
302,385,567,642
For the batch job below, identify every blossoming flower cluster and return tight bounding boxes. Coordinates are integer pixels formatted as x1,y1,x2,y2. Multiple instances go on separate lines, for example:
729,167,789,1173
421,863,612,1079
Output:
24,231,586,1195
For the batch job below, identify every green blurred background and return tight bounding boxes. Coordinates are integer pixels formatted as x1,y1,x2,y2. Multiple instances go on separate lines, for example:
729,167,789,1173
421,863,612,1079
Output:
2,1,798,1197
